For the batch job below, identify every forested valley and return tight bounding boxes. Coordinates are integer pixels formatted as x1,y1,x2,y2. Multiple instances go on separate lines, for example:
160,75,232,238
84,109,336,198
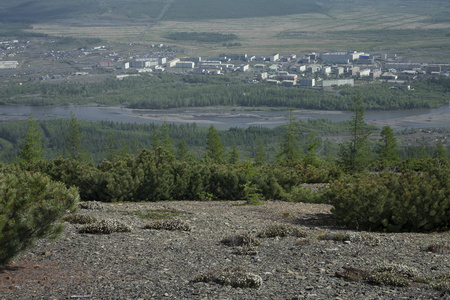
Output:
1,73,449,110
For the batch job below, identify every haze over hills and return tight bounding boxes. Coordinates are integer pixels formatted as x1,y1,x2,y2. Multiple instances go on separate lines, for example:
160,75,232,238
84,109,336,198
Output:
0,0,448,24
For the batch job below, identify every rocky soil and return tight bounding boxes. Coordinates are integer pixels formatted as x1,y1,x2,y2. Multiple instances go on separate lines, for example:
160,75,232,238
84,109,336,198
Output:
1,201,449,300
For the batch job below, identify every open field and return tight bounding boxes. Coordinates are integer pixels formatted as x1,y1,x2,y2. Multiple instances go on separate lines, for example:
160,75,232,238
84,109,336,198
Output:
25,1,450,61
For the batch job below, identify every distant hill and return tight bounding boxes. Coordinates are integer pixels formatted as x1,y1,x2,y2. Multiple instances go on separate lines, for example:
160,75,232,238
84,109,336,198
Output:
0,0,324,23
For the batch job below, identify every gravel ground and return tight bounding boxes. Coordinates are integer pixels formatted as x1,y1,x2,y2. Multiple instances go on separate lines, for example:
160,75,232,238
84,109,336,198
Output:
1,201,449,300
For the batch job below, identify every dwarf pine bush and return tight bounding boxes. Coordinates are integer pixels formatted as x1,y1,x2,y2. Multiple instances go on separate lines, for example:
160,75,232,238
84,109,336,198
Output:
328,165,449,232
0,167,79,267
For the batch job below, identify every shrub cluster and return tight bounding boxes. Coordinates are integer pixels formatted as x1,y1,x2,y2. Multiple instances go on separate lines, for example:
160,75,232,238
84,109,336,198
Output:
36,152,336,203
327,164,450,232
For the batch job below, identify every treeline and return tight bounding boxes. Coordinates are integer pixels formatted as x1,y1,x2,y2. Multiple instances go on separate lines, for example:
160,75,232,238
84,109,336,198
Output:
1,73,449,110
0,116,444,164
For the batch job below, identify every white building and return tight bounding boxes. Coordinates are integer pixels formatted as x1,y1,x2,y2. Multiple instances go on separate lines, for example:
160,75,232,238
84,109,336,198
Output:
270,53,280,62
240,64,250,72
322,78,354,87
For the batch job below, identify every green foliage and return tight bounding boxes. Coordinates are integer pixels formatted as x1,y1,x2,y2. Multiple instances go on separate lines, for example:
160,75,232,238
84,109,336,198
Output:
3,74,448,111
241,181,264,205
19,114,44,163
338,93,372,172
205,125,225,163
65,112,86,161
0,166,79,267
375,125,399,168
276,110,302,165
328,163,450,232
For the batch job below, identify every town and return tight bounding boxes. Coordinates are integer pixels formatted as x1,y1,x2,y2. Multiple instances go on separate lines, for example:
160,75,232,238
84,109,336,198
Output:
1,37,450,90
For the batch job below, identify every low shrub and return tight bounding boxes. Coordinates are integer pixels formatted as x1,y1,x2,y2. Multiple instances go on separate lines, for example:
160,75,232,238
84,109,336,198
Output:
79,201,103,210
144,218,191,231
221,232,260,247
79,219,132,234
426,242,450,254
195,266,262,289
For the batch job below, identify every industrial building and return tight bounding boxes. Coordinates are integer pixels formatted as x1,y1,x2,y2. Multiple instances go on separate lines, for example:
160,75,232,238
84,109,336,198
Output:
321,51,365,64
322,78,354,87
300,78,315,87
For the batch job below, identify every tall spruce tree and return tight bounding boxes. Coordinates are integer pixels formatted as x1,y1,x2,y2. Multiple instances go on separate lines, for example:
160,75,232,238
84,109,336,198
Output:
19,113,44,163
229,139,240,164
255,139,267,165
205,125,225,163
434,140,447,161
277,109,301,165
376,125,399,167
65,111,84,161
339,93,372,172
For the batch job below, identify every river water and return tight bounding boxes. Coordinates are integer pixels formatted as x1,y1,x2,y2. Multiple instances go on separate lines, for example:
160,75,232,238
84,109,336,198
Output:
0,104,449,130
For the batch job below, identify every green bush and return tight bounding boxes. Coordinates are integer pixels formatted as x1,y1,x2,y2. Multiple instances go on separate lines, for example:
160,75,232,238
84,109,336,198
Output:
328,166,450,232
0,168,79,267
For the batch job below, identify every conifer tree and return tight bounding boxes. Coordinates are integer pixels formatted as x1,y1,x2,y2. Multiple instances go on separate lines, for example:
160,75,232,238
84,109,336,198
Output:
205,125,225,163
434,140,447,161
304,132,321,167
276,109,301,164
65,111,84,161
161,123,175,159
229,139,240,164
176,140,190,161
255,139,267,165
376,125,399,167
19,113,44,163
339,93,372,172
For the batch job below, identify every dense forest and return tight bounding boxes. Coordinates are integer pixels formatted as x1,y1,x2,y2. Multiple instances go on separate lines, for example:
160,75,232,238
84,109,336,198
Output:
1,74,449,110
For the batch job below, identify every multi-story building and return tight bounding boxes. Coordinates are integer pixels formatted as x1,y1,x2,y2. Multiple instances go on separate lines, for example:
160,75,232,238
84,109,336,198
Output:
300,78,316,87
322,78,354,87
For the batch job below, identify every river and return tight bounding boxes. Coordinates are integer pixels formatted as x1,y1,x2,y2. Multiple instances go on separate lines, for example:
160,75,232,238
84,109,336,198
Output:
0,104,449,130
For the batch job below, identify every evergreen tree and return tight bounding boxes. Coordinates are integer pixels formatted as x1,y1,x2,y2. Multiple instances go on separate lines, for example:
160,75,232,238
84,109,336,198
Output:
161,123,175,158
277,109,301,165
65,111,84,161
338,93,372,172
229,139,240,164
376,125,399,167
304,132,321,167
434,140,447,161
19,113,44,163
176,140,190,161
255,139,267,165
205,125,225,163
